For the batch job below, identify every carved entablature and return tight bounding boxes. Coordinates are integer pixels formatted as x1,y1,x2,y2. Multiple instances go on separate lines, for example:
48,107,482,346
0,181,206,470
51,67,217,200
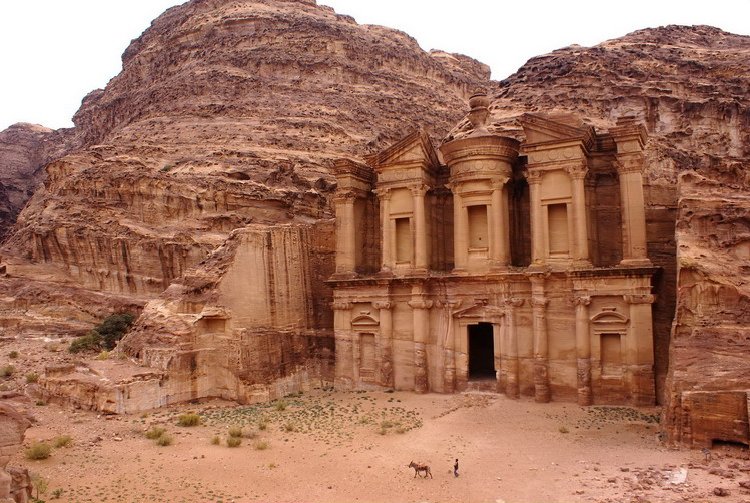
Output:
519,113,595,169
453,302,505,323
332,158,375,194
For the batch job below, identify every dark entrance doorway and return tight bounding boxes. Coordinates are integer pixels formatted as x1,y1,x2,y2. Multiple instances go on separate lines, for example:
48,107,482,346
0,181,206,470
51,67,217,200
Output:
468,322,495,379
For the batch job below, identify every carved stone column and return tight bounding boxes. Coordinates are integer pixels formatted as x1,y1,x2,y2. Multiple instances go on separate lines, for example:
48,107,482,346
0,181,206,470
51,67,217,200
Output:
334,193,356,274
375,188,393,271
490,177,510,268
624,293,656,406
373,301,394,388
411,184,429,271
451,183,468,272
332,300,353,389
573,295,592,405
567,163,590,264
443,300,461,393
409,293,433,393
530,274,550,402
503,297,524,398
616,157,651,266
527,170,545,264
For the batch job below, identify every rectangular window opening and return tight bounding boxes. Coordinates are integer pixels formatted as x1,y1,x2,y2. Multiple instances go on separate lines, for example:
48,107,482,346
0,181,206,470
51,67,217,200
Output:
547,203,570,256
395,217,412,264
468,205,489,249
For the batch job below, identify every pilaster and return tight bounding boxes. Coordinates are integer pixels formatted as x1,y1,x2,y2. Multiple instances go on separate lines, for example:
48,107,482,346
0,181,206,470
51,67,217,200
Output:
409,290,433,393
373,301,394,388
529,274,550,403
332,300,353,389
573,295,592,405
374,188,393,272
503,297,524,399
490,177,511,269
624,293,656,405
334,193,357,275
410,184,429,271
566,163,591,265
527,169,545,265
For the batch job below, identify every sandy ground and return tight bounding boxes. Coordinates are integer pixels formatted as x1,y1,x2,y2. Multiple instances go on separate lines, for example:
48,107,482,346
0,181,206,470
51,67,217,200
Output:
4,338,750,503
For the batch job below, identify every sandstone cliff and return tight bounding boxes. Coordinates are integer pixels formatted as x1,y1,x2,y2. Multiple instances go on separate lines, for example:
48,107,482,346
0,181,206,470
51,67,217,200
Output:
0,396,33,503
0,123,77,241
2,0,748,442
447,25,749,444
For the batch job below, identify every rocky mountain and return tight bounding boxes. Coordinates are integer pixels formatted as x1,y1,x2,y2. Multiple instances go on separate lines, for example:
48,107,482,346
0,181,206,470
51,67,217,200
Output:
0,0,487,336
0,0,747,446
447,24,748,444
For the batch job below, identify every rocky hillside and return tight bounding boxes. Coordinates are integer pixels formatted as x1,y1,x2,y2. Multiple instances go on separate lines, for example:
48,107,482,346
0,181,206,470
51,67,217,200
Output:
447,25,749,443
0,124,78,240
1,0,486,298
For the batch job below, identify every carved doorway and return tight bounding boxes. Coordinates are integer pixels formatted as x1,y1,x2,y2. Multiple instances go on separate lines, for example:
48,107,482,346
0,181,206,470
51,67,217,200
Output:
468,322,495,379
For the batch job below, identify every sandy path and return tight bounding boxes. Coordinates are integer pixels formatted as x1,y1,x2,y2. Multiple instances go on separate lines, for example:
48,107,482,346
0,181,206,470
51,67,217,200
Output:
9,387,750,503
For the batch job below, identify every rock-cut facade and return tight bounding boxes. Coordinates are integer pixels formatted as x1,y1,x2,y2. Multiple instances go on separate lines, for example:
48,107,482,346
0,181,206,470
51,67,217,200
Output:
329,94,657,406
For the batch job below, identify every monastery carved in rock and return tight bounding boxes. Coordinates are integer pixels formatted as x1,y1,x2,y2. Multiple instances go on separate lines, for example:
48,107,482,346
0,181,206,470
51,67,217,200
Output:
330,93,657,406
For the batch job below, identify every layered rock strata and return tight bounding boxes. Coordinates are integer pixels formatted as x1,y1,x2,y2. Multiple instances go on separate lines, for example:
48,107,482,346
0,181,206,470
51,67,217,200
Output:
0,397,33,503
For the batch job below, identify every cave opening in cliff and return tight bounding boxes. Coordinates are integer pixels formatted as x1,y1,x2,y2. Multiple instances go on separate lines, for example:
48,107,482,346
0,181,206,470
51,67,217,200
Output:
468,322,495,379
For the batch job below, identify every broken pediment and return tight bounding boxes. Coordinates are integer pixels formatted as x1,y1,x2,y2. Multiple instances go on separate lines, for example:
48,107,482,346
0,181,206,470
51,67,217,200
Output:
519,113,595,149
591,308,629,325
364,129,440,173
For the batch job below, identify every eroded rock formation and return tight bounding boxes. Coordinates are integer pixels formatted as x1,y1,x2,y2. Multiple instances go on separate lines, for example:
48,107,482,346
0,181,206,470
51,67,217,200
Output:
0,0,747,446
0,396,33,503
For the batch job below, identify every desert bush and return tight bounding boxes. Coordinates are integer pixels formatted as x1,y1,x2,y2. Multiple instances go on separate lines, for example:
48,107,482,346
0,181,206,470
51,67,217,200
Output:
26,442,52,460
226,436,242,448
95,350,110,360
258,419,268,431
68,312,135,353
52,435,73,448
228,426,243,438
8,351,18,359
210,435,221,445
559,426,570,434
145,427,167,440
274,400,288,411
156,434,174,446
1,365,15,378
253,440,269,450
177,413,201,427
25,372,39,384
283,422,296,432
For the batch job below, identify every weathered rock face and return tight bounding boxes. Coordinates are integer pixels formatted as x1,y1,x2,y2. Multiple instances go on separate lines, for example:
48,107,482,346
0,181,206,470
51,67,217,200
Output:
0,397,33,503
444,25,749,443
0,123,77,241
2,0,487,299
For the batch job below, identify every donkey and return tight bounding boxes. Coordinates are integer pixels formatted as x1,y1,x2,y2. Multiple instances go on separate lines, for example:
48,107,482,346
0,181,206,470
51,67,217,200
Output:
408,461,433,479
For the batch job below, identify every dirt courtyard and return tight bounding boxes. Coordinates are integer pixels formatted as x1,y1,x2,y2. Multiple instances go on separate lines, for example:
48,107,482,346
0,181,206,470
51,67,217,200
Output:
8,383,750,503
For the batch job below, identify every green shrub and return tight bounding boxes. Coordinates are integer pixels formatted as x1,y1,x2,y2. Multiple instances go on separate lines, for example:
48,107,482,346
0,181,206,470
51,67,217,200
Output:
25,372,39,384
177,413,201,427
156,434,174,446
52,435,73,448
145,427,167,440
26,442,52,460
226,437,242,448
210,435,221,445
253,440,269,450
228,426,243,438
68,331,102,353
69,313,136,353
1,365,15,378
8,351,18,359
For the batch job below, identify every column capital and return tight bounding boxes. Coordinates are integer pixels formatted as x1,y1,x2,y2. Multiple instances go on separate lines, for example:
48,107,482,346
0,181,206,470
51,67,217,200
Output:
491,177,510,190
373,187,391,200
331,300,353,311
565,163,588,180
503,297,525,308
333,191,358,204
408,299,434,310
531,296,549,308
572,295,592,307
372,301,393,310
614,156,644,175
525,169,543,185
408,183,429,197
624,294,655,305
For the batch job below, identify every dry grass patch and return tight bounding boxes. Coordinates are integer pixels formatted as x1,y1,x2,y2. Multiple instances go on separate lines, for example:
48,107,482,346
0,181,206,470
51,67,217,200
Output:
26,442,52,460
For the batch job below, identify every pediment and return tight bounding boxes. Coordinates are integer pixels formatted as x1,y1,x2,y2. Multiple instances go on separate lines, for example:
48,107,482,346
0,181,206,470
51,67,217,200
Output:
520,113,595,148
591,309,629,325
351,314,379,327
454,302,505,320
364,130,440,172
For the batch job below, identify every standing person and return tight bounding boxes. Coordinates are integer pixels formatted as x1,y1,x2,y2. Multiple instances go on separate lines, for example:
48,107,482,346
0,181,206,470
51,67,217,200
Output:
454,459,459,477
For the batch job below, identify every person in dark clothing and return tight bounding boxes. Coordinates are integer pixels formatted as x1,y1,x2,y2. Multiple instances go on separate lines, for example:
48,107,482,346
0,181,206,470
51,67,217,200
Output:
454,459,459,477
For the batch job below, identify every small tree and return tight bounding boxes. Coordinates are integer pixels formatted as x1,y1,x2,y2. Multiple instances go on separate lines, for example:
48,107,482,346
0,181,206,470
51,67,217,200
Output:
69,313,135,353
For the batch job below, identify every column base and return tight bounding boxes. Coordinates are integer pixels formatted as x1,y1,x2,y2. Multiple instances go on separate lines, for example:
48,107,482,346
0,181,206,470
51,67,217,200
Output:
330,271,357,280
